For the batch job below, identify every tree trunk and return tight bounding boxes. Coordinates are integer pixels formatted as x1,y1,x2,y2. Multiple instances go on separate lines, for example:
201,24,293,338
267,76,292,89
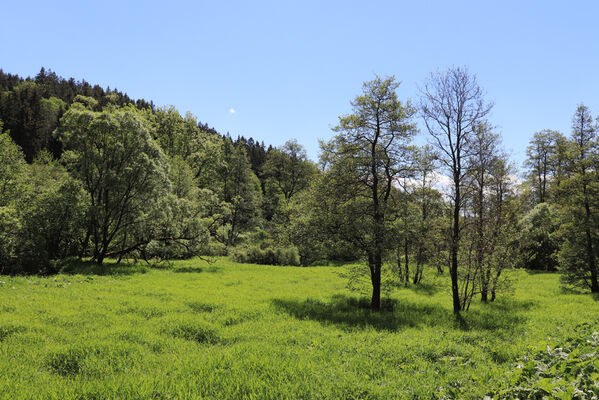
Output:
451,183,461,314
583,184,599,292
369,252,382,310
481,268,490,302
404,238,409,287
397,245,402,283
481,287,488,302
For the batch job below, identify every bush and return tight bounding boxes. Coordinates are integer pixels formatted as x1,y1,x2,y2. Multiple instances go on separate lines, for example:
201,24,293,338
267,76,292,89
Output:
0,153,87,275
14,179,87,274
516,203,560,271
201,239,229,256
232,245,300,266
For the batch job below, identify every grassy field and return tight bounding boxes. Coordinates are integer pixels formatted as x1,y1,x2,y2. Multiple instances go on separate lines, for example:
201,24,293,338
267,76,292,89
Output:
0,258,597,399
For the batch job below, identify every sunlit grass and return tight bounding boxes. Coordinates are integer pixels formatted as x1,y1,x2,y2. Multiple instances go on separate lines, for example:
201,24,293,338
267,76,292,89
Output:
0,258,597,399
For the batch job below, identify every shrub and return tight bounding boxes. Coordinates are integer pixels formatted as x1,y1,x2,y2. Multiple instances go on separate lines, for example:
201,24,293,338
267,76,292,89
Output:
232,245,300,266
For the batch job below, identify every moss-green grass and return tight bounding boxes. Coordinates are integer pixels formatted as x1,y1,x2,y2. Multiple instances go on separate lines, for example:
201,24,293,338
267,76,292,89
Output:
0,258,597,399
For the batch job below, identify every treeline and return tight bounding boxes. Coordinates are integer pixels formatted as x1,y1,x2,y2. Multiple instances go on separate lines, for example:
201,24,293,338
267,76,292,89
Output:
1,67,598,313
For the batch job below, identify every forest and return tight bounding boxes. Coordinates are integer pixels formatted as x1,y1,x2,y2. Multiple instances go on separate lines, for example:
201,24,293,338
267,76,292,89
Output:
1,66,599,398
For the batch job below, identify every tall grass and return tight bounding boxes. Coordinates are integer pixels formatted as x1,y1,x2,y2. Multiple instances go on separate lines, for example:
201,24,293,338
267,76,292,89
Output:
0,258,597,399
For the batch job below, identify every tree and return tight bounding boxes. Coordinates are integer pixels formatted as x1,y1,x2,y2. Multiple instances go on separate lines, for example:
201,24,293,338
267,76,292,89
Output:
480,155,516,302
0,127,25,271
557,104,599,292
57,98,169,265
263,139,316,202
213,138,262,246
409,146,443,284
320,75,417,310
420,67,493,313
517,203,560,271
0,123,25,206
524,129,562,204
12,153,87,274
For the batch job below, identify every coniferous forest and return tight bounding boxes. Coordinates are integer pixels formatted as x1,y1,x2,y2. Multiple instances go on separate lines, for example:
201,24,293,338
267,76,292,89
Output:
1,66,599,399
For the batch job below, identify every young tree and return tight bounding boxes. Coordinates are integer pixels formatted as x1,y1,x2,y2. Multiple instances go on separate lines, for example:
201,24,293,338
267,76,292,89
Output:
410,146,443,284
320,75,417,310
420,67,492,313
481,156,516,302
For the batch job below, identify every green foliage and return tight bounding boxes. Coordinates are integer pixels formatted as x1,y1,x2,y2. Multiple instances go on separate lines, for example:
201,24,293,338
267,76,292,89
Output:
554,104,599,292
12,156,87,274
317,75,418,308
263,139,317,202
232,245,301,266
0,81,65,161
491,322,599,399
212,138,263,245
0,135,86,274
0,130,26,205
57,101,169,264
524,129,564,205
517,203,561,271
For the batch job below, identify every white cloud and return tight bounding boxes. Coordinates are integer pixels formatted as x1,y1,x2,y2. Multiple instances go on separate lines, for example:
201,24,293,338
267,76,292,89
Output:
229,108,236,114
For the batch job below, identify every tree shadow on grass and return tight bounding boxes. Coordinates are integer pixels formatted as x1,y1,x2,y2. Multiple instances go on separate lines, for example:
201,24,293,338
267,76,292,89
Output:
59,259,148,276
523,269,558,275
272,294,531,334
58,258,221,276
172,265,221,274
560,286,599,301
407,282,443,296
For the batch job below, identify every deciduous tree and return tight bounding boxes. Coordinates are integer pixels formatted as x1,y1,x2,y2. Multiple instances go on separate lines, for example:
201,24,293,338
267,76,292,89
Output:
320,75,417,310
420,67,492,313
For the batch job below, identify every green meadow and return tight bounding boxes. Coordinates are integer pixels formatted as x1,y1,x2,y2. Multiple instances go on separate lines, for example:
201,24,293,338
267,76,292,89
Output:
0,258,597,399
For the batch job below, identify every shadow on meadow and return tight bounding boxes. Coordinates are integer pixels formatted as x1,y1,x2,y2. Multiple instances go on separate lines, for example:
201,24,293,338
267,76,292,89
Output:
57,258,221,276
560,285,599,301
59,259,149,276
407,282,443,296
272,294,533,334
172,265,221,273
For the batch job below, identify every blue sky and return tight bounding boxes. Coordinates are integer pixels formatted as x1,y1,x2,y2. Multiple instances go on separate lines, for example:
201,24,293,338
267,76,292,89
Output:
2,0,598,168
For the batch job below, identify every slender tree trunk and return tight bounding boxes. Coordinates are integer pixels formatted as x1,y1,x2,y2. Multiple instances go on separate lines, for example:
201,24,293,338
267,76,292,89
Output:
369,251,382,310
450,179,461,314
583,190,599,292
491,269,501,301
397,245,402,283
481,281,488,301
404,238,409,287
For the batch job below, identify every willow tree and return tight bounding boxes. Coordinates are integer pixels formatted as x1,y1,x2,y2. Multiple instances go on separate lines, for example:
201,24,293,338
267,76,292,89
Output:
58,97,169,265
320,76,417,310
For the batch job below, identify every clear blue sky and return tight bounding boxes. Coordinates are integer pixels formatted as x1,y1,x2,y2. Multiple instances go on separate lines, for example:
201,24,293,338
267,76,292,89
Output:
2,0,598,168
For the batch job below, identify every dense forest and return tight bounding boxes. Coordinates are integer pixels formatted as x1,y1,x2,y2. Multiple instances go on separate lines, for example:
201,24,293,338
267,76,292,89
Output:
1,67,598,313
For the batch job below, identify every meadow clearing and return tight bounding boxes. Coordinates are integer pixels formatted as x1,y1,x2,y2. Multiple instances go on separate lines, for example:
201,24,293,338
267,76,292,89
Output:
0,258,597,399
